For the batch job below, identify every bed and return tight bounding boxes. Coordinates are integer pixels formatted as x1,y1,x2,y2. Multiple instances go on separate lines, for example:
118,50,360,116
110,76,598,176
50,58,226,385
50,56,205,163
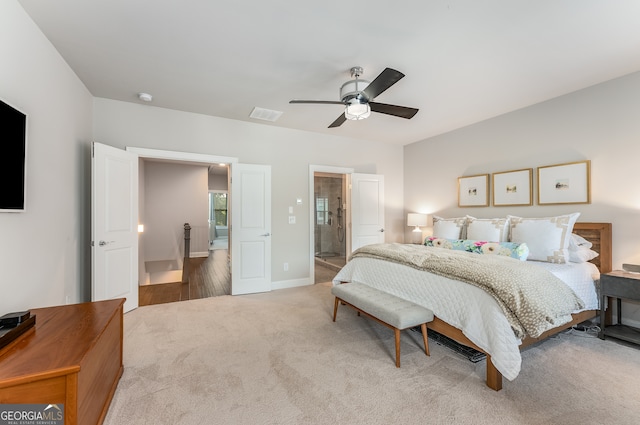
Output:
333,221,612,391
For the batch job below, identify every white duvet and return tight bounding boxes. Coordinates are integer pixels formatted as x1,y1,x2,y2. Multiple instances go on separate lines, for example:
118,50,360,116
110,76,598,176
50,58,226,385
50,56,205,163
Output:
332,257,599,381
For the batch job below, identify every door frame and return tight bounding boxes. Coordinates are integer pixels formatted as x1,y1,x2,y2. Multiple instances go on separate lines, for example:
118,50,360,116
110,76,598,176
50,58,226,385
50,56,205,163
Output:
127,147,238,166
308,165,354,284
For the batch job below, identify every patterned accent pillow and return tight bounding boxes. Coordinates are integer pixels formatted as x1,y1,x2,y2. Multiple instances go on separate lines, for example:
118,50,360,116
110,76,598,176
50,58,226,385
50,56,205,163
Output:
508,213,580,263
424,237,529,261
466,216,509,242
432,216,467,239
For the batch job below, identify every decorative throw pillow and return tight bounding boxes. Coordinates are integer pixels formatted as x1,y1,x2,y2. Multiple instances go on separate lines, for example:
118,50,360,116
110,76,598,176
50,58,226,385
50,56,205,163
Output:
424,237,529,261
466,216,509,242
432,216,467,239
508,213,580,263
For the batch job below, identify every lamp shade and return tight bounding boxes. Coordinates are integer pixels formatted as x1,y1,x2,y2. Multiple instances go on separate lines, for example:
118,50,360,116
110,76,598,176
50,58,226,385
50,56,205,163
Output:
407,213,428,228
345,102,371,120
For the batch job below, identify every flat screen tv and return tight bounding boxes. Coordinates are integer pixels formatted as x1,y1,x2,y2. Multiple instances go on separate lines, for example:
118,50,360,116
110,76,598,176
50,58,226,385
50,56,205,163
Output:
0,99,27,212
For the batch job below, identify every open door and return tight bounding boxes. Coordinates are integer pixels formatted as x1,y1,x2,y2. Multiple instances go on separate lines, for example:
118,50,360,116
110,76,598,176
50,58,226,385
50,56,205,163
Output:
92,142,139,312
230,163,272,295
350,173,385,252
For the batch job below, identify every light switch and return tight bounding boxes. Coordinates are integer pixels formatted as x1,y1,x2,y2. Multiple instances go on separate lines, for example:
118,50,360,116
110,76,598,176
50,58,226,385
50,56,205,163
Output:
288,216,296,224
288,206,293,214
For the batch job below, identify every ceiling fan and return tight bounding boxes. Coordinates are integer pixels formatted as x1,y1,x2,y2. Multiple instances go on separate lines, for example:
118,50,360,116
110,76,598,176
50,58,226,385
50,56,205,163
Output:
290,66,419,128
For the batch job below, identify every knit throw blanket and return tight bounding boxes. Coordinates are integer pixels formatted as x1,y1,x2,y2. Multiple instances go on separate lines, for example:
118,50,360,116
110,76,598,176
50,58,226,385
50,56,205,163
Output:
351,243,585,339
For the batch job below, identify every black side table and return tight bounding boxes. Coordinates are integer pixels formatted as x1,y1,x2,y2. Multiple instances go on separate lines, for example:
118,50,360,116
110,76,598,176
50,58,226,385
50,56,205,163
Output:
599,270,640,345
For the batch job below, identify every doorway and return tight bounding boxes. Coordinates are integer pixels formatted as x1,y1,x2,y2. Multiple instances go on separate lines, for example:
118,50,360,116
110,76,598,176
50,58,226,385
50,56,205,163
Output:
130,148,237,306
313,172,347,283
138,160,232,305
309,165,354,285
208,163,229,252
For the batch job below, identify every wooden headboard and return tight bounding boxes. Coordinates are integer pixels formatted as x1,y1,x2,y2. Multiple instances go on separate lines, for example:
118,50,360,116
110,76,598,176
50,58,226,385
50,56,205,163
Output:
573,222,612,273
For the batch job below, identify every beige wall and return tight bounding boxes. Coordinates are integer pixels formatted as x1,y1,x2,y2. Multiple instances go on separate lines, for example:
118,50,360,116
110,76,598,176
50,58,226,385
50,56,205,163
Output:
0,1,93,312
404,71,640,326
208,172,228,191
142,161,209,262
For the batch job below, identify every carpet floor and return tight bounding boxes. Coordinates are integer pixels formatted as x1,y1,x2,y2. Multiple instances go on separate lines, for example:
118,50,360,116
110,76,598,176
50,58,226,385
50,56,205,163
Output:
104,282,640,425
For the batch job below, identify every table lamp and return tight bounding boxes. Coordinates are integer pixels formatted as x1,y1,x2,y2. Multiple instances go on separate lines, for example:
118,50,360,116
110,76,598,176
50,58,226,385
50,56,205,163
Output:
407,213,428,243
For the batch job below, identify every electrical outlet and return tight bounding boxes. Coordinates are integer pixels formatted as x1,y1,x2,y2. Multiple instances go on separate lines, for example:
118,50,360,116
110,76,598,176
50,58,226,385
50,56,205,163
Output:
288,216,296,224
284,262,289,271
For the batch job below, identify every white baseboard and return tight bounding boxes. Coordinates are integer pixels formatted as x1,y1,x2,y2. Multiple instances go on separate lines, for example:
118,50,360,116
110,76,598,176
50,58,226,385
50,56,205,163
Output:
271,277,312,290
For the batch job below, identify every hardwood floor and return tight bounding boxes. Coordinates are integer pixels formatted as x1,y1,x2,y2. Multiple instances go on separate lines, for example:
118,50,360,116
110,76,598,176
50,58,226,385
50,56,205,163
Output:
140,250,343,306
139,249,230,306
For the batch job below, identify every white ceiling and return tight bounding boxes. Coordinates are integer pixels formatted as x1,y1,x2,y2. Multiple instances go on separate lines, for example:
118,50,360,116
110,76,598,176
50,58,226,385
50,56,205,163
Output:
18,0,640,146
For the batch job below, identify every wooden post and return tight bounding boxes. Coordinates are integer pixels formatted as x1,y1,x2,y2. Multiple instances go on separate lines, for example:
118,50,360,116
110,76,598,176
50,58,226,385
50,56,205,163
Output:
182,223,191,283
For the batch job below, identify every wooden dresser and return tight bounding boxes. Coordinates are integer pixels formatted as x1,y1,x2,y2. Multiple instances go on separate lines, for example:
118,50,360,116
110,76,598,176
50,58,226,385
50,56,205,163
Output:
0,298,124,425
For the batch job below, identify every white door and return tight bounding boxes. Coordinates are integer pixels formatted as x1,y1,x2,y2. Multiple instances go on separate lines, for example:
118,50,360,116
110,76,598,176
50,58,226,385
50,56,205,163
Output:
350,173,385,252
230,163,272,295
92,142,139,312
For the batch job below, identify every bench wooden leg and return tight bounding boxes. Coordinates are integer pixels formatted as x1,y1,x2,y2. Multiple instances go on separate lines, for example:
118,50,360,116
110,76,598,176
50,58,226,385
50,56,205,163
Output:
394,328,401,368
333,297,339,322
420,323,430,356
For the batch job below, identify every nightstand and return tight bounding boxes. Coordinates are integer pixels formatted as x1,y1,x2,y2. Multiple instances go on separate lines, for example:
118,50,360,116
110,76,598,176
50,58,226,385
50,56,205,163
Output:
599,270,640,345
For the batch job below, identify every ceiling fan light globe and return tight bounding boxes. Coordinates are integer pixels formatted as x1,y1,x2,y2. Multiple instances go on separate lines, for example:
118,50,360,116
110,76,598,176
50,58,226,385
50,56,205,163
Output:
345,103,371,120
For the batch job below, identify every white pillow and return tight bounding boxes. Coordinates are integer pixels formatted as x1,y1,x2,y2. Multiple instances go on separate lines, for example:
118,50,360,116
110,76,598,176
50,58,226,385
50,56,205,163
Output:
568,233,598,263
432,216,467,239
466,216,509,242
569,247,599,263
569,233,593,250
508,213,580,263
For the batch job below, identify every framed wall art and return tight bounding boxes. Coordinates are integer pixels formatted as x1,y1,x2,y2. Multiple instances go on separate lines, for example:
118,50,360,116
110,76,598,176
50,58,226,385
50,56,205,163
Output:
537,160,591,205
492,168,533,206
458,174,489,207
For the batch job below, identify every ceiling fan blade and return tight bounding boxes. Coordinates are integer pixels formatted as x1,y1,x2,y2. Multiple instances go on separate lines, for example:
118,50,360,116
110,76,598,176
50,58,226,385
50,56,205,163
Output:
290,100,345,105
328,114,347,128
369,102,419,119
362,68,405,100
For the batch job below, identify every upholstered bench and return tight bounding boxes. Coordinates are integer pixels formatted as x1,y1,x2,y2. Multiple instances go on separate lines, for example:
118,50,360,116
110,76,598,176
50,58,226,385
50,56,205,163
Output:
331,282,434,367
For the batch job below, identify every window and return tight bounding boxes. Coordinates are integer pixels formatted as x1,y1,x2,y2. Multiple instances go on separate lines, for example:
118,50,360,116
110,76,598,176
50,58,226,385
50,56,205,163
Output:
209,192,228,226
316,196,329,225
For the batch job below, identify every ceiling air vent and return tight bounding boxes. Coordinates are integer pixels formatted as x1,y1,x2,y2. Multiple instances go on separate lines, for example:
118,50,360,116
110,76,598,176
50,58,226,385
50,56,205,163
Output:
250,107,283,122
